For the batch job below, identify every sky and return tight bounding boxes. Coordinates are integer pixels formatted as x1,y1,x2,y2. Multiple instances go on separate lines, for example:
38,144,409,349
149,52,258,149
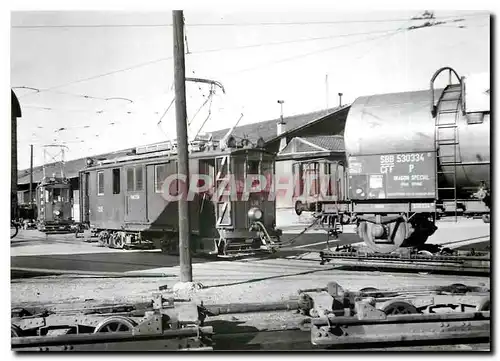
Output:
10,9,490,170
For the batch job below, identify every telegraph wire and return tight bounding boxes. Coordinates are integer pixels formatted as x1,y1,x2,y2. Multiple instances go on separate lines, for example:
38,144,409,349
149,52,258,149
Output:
11,13,487,28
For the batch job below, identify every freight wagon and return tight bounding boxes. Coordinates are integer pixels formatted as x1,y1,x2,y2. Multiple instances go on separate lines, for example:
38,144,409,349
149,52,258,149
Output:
290,67,490,253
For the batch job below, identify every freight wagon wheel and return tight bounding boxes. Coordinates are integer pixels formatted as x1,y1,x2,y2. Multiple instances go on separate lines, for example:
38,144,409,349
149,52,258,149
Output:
93,316,137,333
110,233,124,249
357,219,409,253
11,324,23,337
379,300,418,315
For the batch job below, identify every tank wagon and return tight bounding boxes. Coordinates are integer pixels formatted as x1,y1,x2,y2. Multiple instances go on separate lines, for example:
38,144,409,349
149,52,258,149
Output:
36,175,74,233
294,67,490,253
79,136,282,255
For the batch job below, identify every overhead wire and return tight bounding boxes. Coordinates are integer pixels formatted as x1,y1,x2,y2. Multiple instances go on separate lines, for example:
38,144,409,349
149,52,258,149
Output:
227,28,405,76
350,10,422,64
193,85,215,139
15,12,486,154
226,14,472,76
18,56,173,98
16,15,479,100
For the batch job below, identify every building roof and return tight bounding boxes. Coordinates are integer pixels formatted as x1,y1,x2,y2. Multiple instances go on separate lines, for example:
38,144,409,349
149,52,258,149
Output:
279,135,344,154
17,149,133,185
17,106,344,185
208,107,342,142
277,135,345,161
300,135,345,152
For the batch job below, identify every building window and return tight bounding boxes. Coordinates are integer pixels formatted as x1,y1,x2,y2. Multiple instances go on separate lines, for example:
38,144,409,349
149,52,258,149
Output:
97,171,104,195
112,168,120,194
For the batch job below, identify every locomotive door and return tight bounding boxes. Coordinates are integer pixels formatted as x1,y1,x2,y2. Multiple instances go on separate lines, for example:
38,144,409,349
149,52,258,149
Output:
80,172,90,224
124,165,147,223
215,156,232,227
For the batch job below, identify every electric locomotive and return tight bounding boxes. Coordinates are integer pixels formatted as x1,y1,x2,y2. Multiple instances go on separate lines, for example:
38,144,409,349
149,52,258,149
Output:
36,175,74,233
79,136,282,255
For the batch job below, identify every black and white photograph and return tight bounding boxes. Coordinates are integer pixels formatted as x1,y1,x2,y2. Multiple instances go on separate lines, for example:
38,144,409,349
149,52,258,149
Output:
7,4,491,352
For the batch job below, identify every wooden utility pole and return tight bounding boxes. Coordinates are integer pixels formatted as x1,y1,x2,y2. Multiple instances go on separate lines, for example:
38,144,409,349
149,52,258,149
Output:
11,90,21,220
29,144,33,210
172,10,193,282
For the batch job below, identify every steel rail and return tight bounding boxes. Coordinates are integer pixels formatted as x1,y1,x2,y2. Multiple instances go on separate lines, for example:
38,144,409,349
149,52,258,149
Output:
10,267,175,278
312,311,490,326
12,326,213,348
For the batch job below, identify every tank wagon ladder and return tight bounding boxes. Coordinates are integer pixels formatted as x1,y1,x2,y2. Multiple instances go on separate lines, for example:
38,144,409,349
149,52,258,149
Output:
431,67,462,222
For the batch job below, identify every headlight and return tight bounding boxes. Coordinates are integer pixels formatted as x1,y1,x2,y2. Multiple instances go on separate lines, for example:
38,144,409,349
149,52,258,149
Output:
54,210,61,216
248,207,263,221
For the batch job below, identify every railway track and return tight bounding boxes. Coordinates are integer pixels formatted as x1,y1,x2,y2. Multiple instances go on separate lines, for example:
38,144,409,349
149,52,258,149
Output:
11,281,490,351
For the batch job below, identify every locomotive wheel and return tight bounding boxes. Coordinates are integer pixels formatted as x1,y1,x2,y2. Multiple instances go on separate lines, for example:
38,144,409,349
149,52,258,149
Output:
379,300,418,315
216,239,229,256
295,201,303,216
93,316,136,333
357,219,409,253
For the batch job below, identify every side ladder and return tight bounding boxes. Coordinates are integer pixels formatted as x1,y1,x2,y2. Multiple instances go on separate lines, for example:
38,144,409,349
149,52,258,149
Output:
434,84,461,221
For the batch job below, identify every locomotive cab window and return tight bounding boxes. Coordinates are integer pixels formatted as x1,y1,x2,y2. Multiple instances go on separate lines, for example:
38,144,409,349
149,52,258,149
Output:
127,168,134,191
112,168,121,194
135,166,143,191
126,166,144,192
247,160,260,174
155,164,169,193
53,188,61,201
97,171,105,195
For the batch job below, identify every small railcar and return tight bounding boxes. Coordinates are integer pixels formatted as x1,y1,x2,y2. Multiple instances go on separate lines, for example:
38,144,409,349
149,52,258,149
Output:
36,176,74,233
79,137,282,255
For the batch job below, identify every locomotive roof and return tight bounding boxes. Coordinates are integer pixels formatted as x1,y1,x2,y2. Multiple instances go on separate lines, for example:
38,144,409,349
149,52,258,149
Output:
37,176,71,187
83,145,275,171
